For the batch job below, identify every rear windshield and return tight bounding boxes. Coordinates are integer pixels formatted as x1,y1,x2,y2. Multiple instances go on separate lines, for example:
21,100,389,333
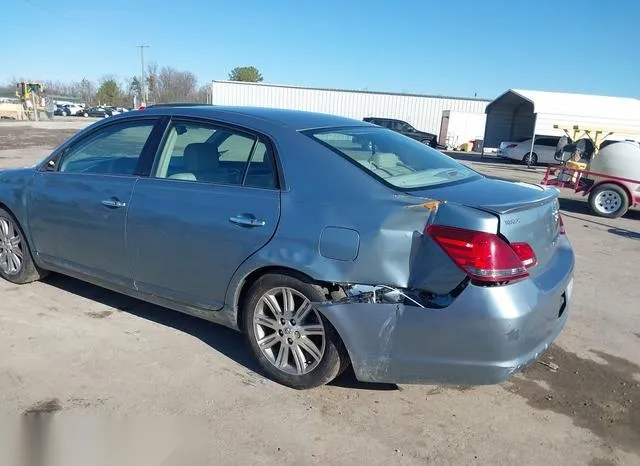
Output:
304,126,479,190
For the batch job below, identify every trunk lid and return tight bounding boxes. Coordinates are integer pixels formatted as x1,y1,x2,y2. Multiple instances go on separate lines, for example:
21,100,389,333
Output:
412,177,562,275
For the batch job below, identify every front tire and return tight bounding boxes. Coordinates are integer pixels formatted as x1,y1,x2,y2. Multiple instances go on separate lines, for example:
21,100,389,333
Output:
588,183,629,218
522,152,538,165
243,273,349,389
0,207,47,284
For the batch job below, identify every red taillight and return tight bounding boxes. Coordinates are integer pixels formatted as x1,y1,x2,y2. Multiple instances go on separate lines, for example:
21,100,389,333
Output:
510,242,537,268
558,214,566,235
506,144,518,149
426,224,536,283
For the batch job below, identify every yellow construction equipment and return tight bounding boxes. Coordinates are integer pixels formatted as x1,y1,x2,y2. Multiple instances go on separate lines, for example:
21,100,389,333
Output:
15,82,45,120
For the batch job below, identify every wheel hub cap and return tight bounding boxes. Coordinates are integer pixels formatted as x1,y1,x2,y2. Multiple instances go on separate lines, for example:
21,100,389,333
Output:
253,287,326,376
595,191,622,213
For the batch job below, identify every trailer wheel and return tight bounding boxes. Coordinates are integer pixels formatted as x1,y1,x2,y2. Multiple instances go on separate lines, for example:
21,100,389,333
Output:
588,183,629,218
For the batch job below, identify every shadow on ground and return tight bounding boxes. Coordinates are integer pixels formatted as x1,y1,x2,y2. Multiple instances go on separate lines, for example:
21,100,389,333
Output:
505,344,640,455
41,274,395,391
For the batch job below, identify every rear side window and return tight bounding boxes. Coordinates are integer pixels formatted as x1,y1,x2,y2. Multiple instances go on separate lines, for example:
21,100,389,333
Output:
304,126,479,190
153,120,278,189
535,137,558,147
243,141,279,189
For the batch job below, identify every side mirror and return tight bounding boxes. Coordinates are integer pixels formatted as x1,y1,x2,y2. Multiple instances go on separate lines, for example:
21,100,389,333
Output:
44,159,57,171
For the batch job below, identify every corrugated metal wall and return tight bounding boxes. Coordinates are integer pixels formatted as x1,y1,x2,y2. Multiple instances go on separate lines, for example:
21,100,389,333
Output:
483,107,514,148
511,104,536,142
210,81,489,136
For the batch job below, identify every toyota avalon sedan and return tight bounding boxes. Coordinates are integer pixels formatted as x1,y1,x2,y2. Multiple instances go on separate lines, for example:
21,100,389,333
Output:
0,105,574,389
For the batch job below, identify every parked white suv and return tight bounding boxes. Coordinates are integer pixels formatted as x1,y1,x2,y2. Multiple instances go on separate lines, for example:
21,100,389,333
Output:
499,136,563,165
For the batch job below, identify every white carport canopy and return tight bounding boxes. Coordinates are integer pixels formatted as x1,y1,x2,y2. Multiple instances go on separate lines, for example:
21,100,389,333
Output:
483,89,640,149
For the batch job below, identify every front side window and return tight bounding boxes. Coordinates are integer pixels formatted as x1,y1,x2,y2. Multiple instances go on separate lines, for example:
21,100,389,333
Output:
153,120,278,188
305,126,479,190
391,121,413,132
58,119,156,175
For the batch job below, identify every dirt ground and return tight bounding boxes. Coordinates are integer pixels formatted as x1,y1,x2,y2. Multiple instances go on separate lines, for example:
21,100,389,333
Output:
0,121,639,465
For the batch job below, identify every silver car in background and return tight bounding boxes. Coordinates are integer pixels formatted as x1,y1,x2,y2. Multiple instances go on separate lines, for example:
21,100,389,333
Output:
499,135,563,165
0,106,574,389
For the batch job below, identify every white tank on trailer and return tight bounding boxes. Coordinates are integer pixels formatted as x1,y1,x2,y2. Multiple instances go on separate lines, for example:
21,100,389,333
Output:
590,141,640,180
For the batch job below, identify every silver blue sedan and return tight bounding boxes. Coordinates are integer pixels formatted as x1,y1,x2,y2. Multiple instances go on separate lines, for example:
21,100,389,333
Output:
0,105,574,389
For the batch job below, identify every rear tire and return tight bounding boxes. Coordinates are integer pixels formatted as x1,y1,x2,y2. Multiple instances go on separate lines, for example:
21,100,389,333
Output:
588,183,629,218
0,207,48,284
242,273,350,389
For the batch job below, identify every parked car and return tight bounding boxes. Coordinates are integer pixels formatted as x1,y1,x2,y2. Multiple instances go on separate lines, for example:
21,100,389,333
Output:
54,104,71,116
82,106,119,118
59,104,83,116
363,117,439,148
499,135,569,165
0,106,574,389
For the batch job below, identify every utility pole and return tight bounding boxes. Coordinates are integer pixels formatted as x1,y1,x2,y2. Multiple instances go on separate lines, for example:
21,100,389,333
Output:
136,44,150,104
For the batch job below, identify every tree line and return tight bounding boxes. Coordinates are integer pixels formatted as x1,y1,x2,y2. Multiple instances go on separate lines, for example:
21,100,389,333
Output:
1,65,263,107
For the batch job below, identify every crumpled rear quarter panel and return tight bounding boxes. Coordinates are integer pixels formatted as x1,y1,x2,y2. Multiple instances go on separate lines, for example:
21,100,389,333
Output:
315,237,574,385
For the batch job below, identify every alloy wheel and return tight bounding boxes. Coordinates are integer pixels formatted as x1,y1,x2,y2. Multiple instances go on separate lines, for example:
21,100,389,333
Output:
253,287,326,376
0,217,23,275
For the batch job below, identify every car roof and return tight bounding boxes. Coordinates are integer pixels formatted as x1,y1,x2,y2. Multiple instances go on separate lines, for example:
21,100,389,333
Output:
136,104,373,131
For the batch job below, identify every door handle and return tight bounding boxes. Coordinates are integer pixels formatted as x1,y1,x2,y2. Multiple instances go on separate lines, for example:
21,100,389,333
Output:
101,199,126,208
229,215,266,227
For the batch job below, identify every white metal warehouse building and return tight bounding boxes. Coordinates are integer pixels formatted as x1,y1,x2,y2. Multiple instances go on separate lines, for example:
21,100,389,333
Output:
483,89,640,149
210,80,490,137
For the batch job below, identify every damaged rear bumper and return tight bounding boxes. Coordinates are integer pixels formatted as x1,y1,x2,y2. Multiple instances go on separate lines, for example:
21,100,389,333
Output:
316,240,574,386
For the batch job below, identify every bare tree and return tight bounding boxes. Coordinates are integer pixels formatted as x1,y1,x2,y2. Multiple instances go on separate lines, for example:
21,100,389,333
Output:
145,65,198,103
193,84,210,103
146,62,159,103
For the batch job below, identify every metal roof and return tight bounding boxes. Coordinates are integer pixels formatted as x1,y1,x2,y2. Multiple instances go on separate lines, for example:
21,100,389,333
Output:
490,89,640,122
485,89,640,142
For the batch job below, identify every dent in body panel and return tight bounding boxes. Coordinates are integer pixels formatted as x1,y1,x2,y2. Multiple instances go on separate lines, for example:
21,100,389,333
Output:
224,193,437,315
223,193,502,326
236,193,436,288
313,236,574,385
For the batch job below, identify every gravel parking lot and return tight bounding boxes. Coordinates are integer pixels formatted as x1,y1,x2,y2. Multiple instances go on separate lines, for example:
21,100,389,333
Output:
1,121,639,465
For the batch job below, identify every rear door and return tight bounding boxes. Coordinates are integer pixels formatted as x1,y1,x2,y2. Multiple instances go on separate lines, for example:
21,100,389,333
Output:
126,118,281,309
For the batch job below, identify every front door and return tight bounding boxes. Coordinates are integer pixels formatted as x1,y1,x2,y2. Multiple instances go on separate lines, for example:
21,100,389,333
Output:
126,118,281,309
27,118,161,287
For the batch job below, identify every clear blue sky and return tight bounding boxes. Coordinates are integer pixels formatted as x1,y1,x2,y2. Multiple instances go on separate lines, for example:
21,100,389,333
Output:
2,0,639,99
